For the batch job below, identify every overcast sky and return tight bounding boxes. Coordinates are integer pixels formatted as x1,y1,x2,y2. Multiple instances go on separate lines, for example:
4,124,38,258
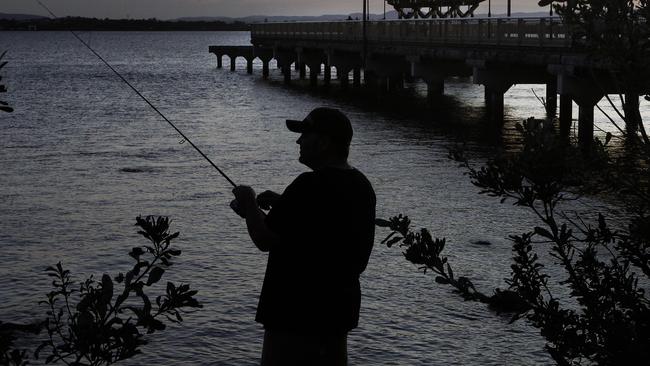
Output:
3,0,546,19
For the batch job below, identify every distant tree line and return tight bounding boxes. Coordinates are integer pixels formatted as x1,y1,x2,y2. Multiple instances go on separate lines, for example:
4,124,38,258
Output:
0,17,250,31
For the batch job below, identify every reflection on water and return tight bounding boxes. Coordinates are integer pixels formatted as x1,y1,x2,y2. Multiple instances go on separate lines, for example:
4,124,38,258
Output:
1,31,647,365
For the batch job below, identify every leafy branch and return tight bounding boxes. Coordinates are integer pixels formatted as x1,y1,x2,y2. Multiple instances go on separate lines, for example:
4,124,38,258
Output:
376,215,530,315
34,216,202,365
0,50,13,113
385,118,650,365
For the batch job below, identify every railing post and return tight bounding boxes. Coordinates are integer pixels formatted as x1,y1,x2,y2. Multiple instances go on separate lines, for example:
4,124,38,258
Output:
496,18,502,45
539,18,546,47
518,18,525,46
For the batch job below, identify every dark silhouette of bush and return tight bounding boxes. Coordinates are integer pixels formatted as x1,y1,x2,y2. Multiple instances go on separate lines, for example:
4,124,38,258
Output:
378,119,650,365
1,216,201,365
0,50,13,113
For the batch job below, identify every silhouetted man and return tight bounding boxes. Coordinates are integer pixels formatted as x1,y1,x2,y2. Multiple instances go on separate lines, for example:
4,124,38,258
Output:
231,107,376,366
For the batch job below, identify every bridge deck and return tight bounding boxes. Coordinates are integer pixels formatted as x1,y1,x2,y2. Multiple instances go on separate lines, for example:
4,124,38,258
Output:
252,18,571,49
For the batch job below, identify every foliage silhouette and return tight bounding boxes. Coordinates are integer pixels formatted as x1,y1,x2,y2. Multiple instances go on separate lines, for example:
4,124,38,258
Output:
378,118,650,365
0,50,13,113
1,216,201,366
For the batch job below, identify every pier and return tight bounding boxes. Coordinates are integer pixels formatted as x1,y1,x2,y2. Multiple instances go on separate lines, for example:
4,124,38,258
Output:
210,17,628,145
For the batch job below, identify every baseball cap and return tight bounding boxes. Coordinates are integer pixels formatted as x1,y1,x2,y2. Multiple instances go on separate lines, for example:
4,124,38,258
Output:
286,107,353,144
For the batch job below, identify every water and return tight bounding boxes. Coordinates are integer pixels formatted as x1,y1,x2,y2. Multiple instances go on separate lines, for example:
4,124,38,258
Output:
1,31,648,365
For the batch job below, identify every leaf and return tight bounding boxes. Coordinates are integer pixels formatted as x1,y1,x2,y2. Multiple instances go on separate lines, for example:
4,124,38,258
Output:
534,226,554,240
129,247,145,260
435,276,450,284
115,273,125,283
385,236,403,248
147,267,165,286
125,270,134,286
167,249,181,256
605,132,612,145
102,274,113,303
375,218,392,227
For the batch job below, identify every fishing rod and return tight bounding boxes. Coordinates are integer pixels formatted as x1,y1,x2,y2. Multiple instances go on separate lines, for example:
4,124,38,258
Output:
36,0,238,188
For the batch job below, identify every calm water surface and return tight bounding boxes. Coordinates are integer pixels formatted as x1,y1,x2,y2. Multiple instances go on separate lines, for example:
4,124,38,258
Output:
1,31,648,365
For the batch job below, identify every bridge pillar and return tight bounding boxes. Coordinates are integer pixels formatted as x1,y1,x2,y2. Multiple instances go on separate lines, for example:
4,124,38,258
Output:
558,74,606,146
324,63,331,85
262,61,270,78
230,56,236,72
309,66,319,87
254,47,273,78
559,95,573,140
363,69,379,90
274,48,296,85
578,106,595,146
246,58,253,74
366,54,409,93
426,79,445,104
298,48,326,87
216,55,223,69
546,78,558,116
338,68,350,88
472,61,548,122
328,50,362,89
353,68,362,87
477,80,513,123
299,63,306,80
282,66,291,84
388,76,404,92
486,87,511,123
410,57,471,105
625,94,641,134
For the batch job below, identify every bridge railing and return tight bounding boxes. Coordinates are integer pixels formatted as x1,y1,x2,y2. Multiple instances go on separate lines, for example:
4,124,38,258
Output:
251,17,570,48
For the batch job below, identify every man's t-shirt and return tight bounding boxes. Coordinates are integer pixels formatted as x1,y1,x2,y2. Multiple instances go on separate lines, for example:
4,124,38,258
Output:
259,167,376,333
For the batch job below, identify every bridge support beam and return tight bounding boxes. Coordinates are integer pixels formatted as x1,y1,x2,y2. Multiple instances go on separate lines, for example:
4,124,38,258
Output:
472,60,549,122
324,62,331,85
366,54,409,93
299,63,306,80
353,68,362,87
558,74,606,147
410,58,470,106
274,48,297,85
578,106,595,146
328,50,362,89
559,94,573,140
216,55,223,69
339,68,350,88
546,78,558,116
485,87,510,123
298,48,326,87
426,79,445,104
230,57,236,72
309,66,318,87
254,47,273,78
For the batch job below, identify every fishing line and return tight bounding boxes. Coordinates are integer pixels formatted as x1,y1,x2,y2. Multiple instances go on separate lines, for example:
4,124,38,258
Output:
36,0,237,188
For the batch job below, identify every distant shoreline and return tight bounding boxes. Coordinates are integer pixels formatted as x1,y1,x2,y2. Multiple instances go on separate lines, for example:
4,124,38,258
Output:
0,17,251,31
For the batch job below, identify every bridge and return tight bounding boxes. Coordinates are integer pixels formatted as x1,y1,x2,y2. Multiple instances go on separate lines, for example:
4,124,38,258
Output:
210,17,620,144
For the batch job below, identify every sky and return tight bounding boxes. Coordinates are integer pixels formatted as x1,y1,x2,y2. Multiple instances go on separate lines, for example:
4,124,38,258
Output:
3,0,546,19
